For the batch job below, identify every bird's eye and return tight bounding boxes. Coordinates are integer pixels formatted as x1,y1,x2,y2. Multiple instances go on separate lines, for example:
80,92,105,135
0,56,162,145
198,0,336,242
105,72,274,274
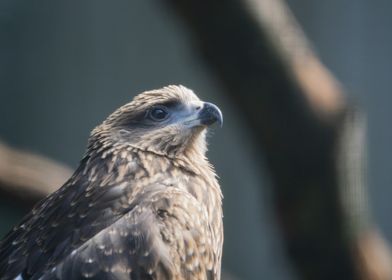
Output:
149,106,169,121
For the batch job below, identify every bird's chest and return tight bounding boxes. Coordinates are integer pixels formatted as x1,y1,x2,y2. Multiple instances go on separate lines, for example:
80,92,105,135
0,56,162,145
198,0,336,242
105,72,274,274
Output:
157,166,223,245
157,166,221,221
141,158,219,210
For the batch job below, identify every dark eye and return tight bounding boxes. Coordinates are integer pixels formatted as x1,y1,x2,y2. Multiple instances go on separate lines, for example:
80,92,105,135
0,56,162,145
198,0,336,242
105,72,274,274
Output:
149,106,169,121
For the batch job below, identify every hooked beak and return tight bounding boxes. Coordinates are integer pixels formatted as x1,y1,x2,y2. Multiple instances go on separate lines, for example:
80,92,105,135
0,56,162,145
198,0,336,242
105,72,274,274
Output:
198,102,223,127
183,101,223,128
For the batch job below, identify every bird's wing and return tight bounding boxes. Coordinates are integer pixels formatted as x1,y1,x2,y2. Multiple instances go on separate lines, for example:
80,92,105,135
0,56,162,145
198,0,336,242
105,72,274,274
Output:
0,152,146,279
37,187,217,280
0,153,218,280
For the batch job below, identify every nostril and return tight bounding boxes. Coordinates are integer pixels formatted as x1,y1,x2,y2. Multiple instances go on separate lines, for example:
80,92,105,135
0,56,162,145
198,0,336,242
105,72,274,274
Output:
195,106,201,111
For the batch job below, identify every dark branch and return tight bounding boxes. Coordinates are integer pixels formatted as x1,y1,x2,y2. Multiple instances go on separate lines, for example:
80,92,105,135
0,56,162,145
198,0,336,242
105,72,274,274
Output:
166,0,392,279
0,141,72,208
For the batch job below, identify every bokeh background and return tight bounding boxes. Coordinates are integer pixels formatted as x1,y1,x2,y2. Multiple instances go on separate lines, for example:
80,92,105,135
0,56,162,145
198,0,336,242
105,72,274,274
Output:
1,1,391,279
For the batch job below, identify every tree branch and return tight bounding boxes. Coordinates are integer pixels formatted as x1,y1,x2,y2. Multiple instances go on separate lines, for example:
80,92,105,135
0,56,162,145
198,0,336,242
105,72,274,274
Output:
166,0,392,279
0,141,72,208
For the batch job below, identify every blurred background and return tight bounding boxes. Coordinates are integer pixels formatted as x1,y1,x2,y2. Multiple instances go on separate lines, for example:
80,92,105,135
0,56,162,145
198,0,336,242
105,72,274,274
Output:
0,0,391,279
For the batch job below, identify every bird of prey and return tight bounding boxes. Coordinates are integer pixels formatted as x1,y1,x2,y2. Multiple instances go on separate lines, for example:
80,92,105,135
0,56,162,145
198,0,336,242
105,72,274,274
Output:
0,85,223,280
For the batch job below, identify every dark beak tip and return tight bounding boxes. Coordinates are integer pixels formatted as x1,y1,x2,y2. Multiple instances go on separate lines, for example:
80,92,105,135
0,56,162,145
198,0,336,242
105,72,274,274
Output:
199,102,223,128
216,111,223,128
218,117,223,128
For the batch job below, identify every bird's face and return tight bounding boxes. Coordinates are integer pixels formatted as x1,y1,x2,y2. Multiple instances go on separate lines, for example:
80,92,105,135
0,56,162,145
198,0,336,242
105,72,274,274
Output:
98,85,222,158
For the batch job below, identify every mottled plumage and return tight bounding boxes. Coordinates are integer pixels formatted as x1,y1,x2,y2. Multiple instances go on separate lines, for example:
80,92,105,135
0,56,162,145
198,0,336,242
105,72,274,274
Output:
0,85,223,280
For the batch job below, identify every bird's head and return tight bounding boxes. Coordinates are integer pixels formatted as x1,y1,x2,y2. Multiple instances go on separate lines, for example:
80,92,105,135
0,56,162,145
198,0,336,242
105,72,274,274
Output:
90,85,222,159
